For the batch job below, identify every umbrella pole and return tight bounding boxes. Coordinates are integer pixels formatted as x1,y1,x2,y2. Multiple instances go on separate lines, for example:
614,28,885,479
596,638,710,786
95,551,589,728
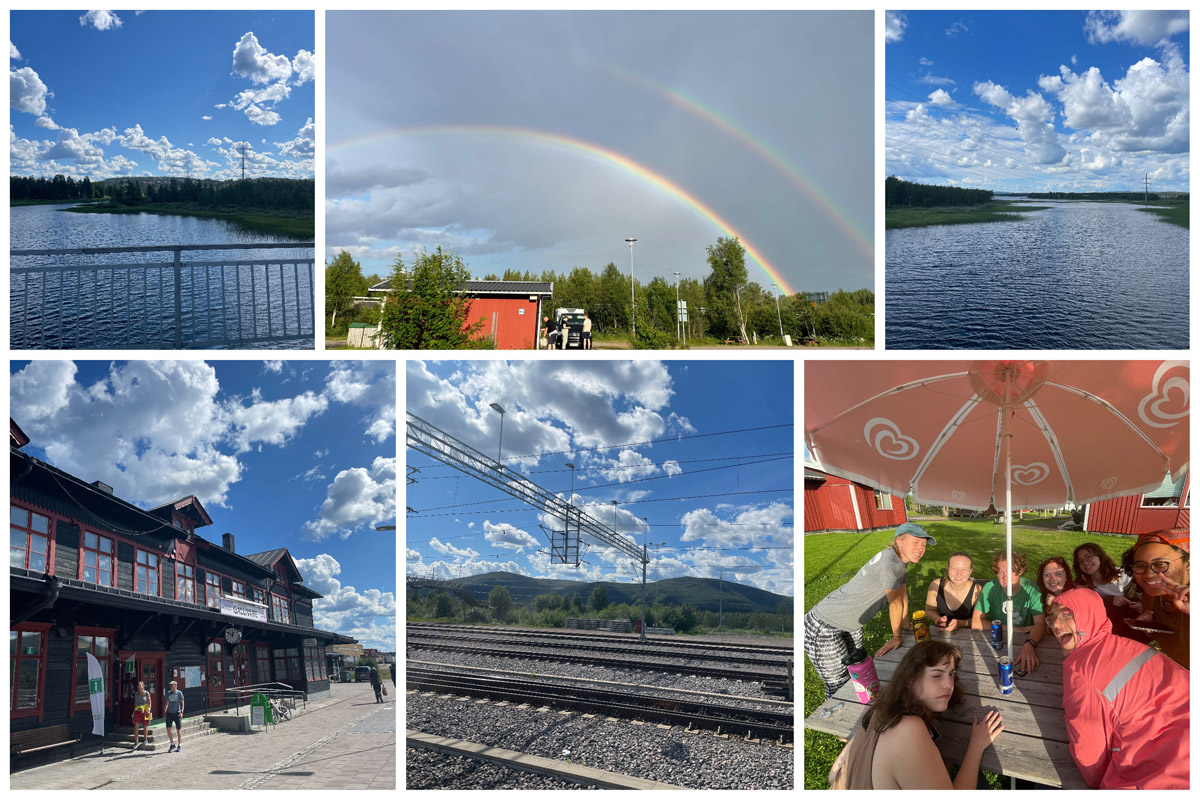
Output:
1004,383,1014,665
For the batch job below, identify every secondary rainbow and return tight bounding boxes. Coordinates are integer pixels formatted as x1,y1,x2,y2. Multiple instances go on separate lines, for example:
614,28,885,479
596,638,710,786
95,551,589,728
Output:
328,125,797,296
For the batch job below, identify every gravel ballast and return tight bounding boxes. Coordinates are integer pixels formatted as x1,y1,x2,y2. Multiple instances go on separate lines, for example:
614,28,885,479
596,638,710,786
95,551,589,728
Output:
407,691,794,790
406,747,588,790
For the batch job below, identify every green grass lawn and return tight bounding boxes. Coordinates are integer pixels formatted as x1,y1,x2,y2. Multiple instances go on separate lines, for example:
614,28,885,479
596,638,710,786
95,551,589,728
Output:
802,517,1136,789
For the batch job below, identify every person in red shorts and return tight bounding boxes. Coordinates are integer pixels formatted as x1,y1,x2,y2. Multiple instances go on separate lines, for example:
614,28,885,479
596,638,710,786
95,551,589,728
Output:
132,680,151,751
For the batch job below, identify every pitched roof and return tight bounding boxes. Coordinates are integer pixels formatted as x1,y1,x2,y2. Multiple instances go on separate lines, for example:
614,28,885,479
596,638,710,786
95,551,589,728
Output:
245,547,289,568
368,279,553,296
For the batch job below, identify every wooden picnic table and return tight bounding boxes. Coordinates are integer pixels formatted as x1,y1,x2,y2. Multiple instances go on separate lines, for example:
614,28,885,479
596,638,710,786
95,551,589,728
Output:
805,627,1090,789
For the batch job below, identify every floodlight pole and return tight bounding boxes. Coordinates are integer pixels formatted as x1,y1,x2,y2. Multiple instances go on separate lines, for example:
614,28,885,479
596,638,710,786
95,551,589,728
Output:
489,403,506,463
640,517,649,641
773,282,785,340
673,271,682,343
625,238,637,337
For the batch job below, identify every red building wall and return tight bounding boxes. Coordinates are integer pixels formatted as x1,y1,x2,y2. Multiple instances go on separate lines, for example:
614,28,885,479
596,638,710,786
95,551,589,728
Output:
805,472,908,533
466,296,543,350
1085,475,1190,535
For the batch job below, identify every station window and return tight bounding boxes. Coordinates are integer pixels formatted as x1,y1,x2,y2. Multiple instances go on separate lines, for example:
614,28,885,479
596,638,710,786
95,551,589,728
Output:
72,630,114,710
256,644,271,682
271,594,291,625
230,580,247,599
10,625,49,718
176,562,196,603
135,550,160,596
81,531,115,586
205,572,222,608
11,505,51,573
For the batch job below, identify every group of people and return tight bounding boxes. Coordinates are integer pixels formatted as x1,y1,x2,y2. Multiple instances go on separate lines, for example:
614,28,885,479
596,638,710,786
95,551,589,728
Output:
809,523,1190,790
540,313,592,350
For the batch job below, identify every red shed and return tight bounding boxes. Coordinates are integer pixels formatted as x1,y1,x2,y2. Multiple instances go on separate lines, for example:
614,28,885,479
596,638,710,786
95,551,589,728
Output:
370,279,554,350
1084,472,1190,535
805,466,908,533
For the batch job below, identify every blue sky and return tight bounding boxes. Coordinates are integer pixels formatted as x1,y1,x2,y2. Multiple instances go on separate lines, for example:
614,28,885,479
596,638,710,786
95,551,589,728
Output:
886,10,1189,192
406,360,794,598
9,360,396,651
10,10,314,180
326,11,874,294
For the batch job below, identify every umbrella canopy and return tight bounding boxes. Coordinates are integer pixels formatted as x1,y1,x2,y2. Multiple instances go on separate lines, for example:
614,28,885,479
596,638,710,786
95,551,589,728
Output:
806,359,1189,662
806,360,1188,511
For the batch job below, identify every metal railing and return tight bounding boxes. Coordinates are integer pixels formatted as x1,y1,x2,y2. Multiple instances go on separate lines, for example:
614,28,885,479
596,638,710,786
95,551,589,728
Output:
214,682,308,721
10,243,314,349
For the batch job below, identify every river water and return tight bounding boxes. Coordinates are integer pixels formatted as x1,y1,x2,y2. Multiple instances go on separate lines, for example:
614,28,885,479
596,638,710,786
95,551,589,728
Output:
885,201,1189,349
10,203,315,349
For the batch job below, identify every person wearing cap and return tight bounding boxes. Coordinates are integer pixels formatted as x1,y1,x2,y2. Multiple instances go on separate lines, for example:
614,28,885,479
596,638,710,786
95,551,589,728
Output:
970,550,1047,675
1047,587,1189,789
1121,529,1190,668
164,680,185,752
804,522,934,698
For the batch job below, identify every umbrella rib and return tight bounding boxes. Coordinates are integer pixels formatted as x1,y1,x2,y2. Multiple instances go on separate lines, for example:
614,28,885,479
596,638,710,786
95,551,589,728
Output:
806,371,969,437
1042,381,1173,465
911,393,982,500
1024,398,1074,502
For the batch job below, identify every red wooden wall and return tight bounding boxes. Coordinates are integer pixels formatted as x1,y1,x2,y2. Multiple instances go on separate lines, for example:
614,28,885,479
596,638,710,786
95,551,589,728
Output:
1085,474,1190,535
465,296,542,350
805,471,908,533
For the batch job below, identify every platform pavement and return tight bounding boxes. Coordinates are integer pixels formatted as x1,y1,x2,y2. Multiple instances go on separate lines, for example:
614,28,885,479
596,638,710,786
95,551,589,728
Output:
10,682,397,791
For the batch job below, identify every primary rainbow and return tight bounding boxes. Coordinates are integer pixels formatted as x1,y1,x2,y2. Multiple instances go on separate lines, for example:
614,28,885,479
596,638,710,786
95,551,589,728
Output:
328,125,797,296
605,66,874,266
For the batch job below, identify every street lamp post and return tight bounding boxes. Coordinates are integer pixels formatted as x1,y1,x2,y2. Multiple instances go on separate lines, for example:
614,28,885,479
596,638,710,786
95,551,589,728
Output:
489,403,506,463
772,282,785,341
640,516,649,641
672,271,681,343
625,238,637,337
565,462,575,543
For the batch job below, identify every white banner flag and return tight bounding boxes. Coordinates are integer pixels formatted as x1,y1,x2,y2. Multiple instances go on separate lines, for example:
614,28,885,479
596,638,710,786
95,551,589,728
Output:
86,652,105,736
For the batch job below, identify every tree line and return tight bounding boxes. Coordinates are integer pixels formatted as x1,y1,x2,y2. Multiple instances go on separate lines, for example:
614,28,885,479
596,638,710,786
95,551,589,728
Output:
103,177,314,210
1024,191,1184,203
407,584,793,636
886,176,993,208
326,236,874,348
11,174,96,200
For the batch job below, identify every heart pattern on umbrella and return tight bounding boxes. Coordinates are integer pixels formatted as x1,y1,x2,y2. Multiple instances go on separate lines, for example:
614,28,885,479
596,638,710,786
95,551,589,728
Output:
951,490,966,501
1138,361,1190,429
863,418,919,460
1101,477,1118,490
1011,463,1050,485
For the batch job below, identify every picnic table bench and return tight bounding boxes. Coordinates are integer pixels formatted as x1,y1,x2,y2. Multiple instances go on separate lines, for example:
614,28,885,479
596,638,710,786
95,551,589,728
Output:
805,627,1090,789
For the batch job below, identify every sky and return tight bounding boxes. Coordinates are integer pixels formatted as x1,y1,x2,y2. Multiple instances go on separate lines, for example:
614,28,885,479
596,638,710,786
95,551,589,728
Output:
406,360,794,598
9,359,397,651
885,10,1190,193
326,11,874,295
10,10,315,180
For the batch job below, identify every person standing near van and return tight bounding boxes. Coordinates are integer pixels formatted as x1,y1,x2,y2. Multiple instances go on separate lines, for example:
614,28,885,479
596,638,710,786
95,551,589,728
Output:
582,314,593,350
164,680,185,752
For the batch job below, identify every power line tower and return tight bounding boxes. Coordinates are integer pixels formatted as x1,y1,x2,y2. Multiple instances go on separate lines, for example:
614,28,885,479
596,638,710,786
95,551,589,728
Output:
1144,174,1151,205
237,142,249,180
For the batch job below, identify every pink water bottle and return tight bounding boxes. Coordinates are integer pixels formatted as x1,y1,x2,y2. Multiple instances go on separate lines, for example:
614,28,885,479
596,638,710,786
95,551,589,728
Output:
842,644,880,702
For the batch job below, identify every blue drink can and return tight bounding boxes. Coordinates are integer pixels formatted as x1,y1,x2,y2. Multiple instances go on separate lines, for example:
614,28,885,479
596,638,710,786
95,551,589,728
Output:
999,656,1014,695
990,620,1003,650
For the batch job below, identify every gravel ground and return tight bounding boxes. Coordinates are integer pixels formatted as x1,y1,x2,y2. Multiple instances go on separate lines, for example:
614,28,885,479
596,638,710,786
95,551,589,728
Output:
406,747,588,790
409,632,794,665
410,624,794,651
407,692,794,790
409,648,784,701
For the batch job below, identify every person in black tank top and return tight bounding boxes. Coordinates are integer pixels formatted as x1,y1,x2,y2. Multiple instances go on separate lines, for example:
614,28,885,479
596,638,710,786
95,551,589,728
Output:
925,552,979,630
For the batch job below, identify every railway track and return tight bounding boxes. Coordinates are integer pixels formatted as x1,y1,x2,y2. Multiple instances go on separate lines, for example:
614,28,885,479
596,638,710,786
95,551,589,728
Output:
408,664,793,743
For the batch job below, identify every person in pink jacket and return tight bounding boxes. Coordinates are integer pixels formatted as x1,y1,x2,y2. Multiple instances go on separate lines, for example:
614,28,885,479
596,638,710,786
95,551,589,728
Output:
1047,587,1189,789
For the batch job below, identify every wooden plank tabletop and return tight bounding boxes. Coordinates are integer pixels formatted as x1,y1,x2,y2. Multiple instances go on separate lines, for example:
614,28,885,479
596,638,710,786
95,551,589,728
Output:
805,628,1089,789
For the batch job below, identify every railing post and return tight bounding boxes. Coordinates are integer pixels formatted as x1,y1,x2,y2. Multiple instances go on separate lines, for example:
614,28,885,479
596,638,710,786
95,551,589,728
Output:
173,247,183,349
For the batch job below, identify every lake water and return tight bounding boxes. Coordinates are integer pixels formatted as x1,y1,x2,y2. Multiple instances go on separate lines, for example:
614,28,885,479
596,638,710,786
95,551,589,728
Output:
885,201,1189,349
10,203,315,349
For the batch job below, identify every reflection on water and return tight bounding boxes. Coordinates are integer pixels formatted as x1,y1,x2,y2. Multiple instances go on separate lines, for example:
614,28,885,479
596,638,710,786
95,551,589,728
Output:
886,201,1188,349
10,203,314,349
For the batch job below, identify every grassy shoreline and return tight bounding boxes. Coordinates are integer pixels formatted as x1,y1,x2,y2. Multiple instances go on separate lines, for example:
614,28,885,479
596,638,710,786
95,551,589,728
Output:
886,202,1052,230
11,198,106,207
1138,205,1189,229
63,201,314,239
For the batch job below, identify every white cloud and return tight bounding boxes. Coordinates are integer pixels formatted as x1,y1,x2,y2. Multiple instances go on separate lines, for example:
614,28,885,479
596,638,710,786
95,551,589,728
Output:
429,537,480,560
325,361,396,443
11,65,49,116
10,41,21,60
232,81,292,110
680,501,793,548
34,115,58,130
227,390,328,452
599,449,659,483
662,460,682,477
919,56,933,67
1084,10,1189,47
277,117,315,158
232,32,293,85
885,11,907,43
292,50,315,85
483,520,540,552
263,360,284,373
302,457,397,541
201,115,212,121
945,21,968,37
973,81,1066,164
244,104,281,126
80,11,123,31
928,89,954,107
295,554,396,650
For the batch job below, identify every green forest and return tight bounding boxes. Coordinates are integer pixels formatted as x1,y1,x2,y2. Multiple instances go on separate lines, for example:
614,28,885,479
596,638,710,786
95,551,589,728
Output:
885,175,993,207
326,237,875,349
407,584,794,637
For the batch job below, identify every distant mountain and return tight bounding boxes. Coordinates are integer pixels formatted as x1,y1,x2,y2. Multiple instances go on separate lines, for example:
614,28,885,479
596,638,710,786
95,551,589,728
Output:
446,571,793,614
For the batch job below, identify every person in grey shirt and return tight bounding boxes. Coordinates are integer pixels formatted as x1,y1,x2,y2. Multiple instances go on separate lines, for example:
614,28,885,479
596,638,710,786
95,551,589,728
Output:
132,680,151,751
164,680,185,752
804,522,935,697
